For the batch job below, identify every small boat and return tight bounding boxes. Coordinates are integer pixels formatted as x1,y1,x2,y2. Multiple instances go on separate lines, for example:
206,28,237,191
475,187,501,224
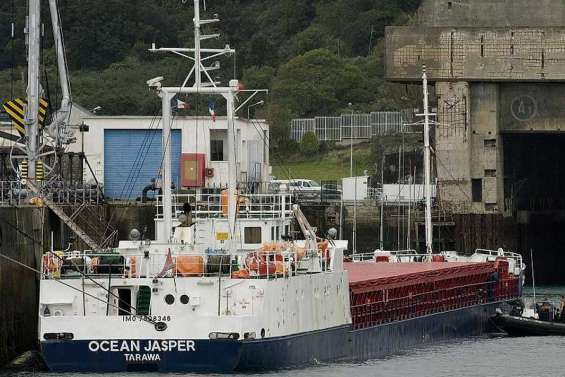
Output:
494,300,565,336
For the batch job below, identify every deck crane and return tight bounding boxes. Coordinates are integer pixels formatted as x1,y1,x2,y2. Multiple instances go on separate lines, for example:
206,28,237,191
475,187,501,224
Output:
4,0,75,181
292,204,330,273
292,204,318,253
3,0,102,250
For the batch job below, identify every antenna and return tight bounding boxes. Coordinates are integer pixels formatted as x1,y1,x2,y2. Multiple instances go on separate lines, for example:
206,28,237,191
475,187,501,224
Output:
531,248,537,313
421,65,434,256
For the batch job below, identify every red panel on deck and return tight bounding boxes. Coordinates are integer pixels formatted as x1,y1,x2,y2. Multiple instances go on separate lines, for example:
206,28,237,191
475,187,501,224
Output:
181,153,205,187
345,261,496,293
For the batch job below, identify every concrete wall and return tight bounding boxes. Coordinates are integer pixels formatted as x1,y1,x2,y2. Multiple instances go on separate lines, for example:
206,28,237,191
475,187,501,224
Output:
386,26,565,82
418,0,565,28
0,207,47,366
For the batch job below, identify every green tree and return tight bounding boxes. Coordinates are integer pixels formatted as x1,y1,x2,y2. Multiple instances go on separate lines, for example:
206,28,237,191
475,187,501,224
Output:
266,103,295,154
300,132,320,156
271,49,368,117
242,66,275,91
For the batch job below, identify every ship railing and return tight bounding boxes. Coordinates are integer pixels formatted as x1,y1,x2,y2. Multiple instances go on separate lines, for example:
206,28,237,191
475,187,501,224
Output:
350,250,430,263
350,276,521,330
0,180,104,206
40,250,301,281
155,193,294,220
472,248,524,266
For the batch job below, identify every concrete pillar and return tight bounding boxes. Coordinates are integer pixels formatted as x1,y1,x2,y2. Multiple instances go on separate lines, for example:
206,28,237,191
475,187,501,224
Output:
469,83,501,213
435,81,472,212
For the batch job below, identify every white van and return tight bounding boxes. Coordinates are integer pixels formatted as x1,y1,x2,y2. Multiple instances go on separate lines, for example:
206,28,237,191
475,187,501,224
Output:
270,179,321,198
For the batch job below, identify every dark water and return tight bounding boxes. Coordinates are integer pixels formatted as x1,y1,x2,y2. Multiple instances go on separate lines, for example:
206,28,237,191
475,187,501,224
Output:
4,288,564,377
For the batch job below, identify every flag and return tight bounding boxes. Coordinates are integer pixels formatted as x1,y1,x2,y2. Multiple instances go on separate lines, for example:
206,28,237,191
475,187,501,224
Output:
158,249,174,277
176,99,190,110
208,98,216,122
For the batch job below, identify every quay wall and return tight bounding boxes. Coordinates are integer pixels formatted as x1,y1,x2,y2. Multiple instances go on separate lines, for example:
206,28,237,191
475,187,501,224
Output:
0,207,46,367
0,203,155,367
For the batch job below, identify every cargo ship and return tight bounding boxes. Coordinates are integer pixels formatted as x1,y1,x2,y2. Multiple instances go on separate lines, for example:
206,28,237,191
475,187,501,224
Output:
36,0,524,372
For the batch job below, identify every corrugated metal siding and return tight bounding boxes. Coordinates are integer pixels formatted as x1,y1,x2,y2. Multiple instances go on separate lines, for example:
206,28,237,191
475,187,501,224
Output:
104,129,181,199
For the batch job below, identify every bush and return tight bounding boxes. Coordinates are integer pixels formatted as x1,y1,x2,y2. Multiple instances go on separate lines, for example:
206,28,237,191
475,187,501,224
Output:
300,132,320,156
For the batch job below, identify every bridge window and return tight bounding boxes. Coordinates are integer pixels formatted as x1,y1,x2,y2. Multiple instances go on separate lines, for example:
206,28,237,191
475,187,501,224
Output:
117,288,132,316
244,227,262,244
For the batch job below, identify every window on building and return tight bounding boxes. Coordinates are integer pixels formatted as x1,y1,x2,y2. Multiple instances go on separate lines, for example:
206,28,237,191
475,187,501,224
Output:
484,139,497,148
485,203,497,212
244,227,262,244
472,179,483,202
210,140,224,161
485,169,497,177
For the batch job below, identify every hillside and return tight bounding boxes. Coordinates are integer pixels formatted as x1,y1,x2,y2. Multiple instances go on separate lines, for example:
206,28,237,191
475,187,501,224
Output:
0,0,422,154
272,143,373,182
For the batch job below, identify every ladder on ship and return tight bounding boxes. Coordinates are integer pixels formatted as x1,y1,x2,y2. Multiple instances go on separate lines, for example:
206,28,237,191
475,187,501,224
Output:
27,180,116,250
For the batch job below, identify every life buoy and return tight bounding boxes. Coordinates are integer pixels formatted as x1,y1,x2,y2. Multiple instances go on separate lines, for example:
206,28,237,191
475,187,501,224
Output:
42,253,61,274
231,269,251,279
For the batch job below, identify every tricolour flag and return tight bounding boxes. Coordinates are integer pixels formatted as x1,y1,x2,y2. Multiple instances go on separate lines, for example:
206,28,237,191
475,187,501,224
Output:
208,98,216,122
176,99,190,110
158,249,174,277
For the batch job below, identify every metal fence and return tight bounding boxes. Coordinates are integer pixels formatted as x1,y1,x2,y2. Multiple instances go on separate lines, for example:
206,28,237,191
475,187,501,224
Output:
290,111,407,142
0,180,104,206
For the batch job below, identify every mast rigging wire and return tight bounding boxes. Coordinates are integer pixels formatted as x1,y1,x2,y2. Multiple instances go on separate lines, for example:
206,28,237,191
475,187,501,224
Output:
0,213,145,320
0,252,162,329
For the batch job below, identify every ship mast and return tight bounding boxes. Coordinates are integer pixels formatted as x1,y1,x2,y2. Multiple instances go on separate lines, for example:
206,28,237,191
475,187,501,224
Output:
422,66,433,255
151,0,248,252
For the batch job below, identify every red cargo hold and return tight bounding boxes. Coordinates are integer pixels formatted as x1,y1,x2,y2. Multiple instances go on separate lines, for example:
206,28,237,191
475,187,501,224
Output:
344,261,520,329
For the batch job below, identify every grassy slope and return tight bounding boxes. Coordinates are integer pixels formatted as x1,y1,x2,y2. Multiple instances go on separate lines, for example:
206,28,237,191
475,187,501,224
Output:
271,143,373,182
